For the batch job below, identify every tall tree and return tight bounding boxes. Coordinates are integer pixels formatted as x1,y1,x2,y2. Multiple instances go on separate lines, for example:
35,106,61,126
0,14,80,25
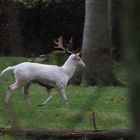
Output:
7,0,24,56
108,0,122,60
0,0,9,55
122,0,140,139
82,0,122,86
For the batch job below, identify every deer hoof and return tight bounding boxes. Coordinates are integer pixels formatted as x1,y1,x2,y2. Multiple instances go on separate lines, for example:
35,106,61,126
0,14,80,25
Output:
37,104,44,107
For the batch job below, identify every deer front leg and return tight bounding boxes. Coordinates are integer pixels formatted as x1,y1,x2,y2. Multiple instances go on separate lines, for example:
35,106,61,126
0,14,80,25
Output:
38,88,53,106
58,88,69,106
22,82,31,106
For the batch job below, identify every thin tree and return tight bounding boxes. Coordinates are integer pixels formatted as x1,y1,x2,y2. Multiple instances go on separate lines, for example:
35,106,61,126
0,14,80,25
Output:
82,0,122,86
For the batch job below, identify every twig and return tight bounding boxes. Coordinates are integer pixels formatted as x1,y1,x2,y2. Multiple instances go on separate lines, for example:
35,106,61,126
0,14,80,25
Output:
92,112,97,130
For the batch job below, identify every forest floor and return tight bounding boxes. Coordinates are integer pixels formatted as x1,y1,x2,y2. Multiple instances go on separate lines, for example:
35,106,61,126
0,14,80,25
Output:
0,57,130,140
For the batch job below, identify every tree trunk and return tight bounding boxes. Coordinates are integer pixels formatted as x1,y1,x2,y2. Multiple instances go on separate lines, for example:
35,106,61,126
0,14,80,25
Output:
7,0,24,56
108,0,122,60
122,0,140,139
82,0,122,86
0,1,10,55
34,0,43,31
0,127,134,139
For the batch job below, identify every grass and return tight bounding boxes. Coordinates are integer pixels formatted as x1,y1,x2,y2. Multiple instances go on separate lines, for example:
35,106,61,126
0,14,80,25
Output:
0,57,131,139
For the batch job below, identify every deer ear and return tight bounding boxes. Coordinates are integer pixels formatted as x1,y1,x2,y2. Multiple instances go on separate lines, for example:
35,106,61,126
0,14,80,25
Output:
76,52,82,57
73,55,77,60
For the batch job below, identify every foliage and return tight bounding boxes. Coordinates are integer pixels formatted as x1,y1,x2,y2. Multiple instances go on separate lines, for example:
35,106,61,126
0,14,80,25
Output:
50,51,67,66
113,62,127,84
0,135,15,140
15,0,61,8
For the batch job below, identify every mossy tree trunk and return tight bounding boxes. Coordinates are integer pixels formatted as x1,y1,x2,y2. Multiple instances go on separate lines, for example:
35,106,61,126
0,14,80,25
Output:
82,0,122,86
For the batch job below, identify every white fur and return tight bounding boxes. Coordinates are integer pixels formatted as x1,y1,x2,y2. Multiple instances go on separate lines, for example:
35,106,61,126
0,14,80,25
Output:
1,54,85,106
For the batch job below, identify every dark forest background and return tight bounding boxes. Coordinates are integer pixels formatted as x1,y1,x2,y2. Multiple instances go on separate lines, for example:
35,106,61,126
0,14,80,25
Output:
0,0,121,59
0,0,84,56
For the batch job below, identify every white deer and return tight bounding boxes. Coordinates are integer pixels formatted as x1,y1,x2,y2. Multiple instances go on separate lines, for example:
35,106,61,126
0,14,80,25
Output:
1,36,85,106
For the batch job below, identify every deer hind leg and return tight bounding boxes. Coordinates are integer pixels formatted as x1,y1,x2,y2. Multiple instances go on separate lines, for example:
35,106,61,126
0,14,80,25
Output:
38,88,53,106
58,88,69,106
5,80,29,104
22,82,31,106
5,82,20,104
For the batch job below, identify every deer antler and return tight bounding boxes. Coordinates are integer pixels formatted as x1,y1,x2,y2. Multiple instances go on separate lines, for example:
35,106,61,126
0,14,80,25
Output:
66,37,73,50
54,36,76,54
54,36,79,54
54,36,65,51
66,37,80,54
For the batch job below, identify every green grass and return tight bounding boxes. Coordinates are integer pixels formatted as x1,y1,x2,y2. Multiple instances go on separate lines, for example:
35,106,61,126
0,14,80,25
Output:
0,57,131,138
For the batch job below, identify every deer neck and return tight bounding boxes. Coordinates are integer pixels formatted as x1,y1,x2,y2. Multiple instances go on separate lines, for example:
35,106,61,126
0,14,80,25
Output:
62,59,77,80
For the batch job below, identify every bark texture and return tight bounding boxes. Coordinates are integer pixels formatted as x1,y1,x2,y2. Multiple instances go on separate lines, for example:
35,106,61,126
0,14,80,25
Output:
7,0,24,56
82,0,122,86
0,127,134,139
